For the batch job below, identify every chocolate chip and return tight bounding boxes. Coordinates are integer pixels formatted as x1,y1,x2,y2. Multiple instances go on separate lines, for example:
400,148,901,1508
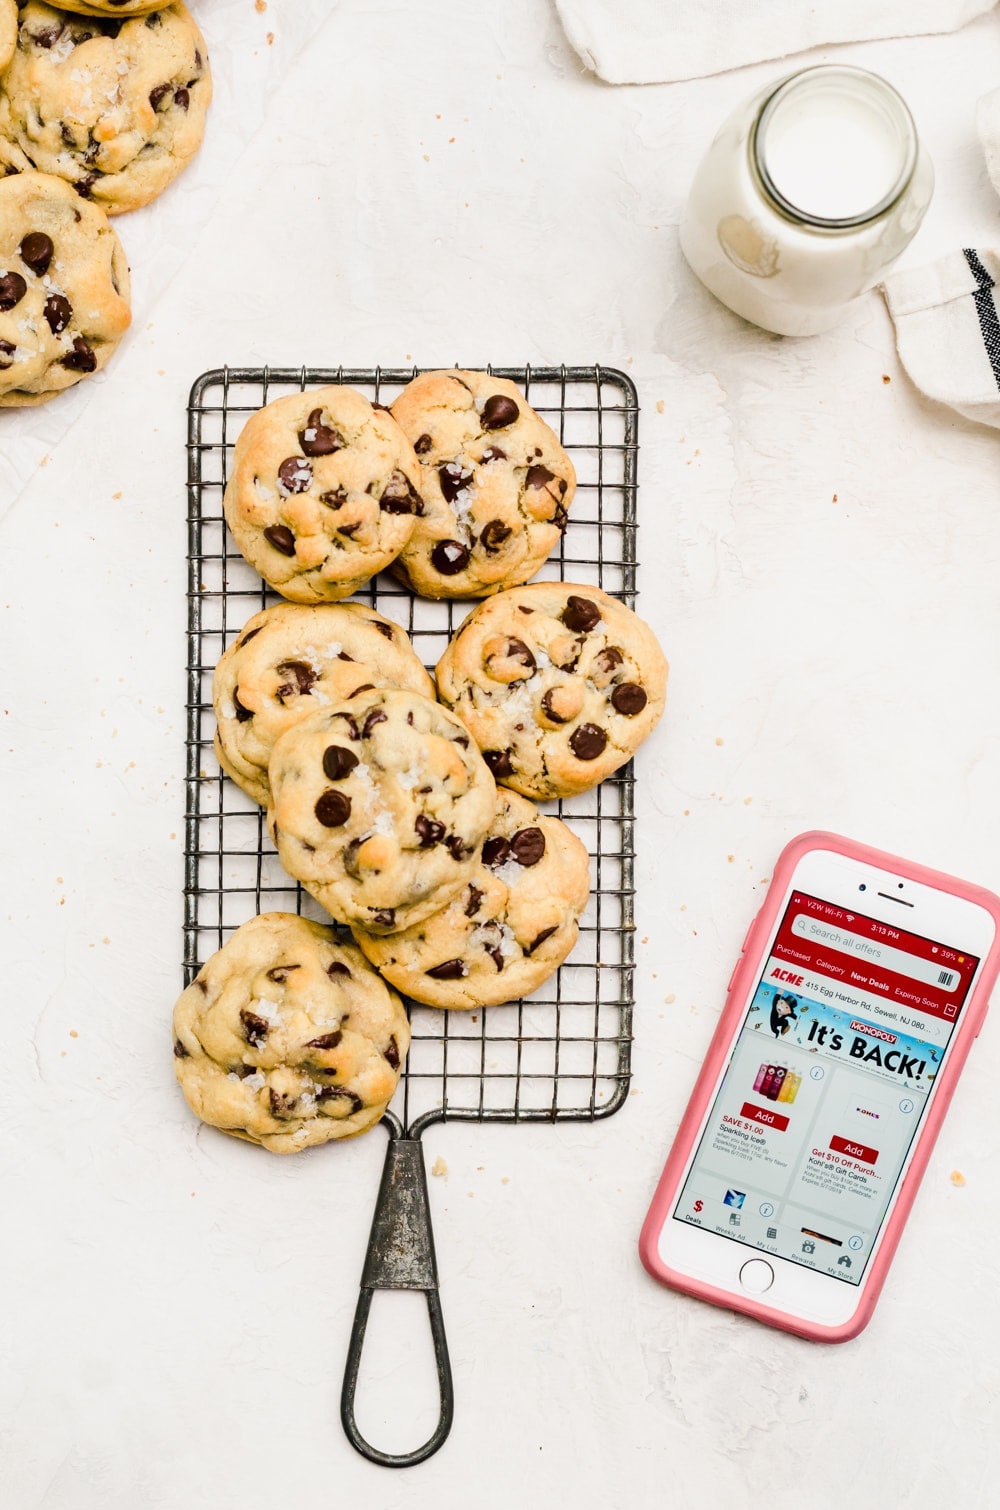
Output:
445,835,470,862
240,1009,269,1046
594,647,624,676
552,504,569,533
362,709,387,738
61,336,97,373
510,826,545,867
278,456,312,494
380,469,424,515
298,407,342,457
526,925,558,955
483,749,513,778
74,174,98,201
194,48,203,68
562,596,601,633
343,838,363,877
517,605,535,614
487,947,505,971
232,690,252,722
525,464,556,491
149,83,171,110
264,524,296,556
19,233,53,275
337,651,354,662
320,487,348,509
540,689,568,724
374,621,395,639
480,519,512,552
237,626,263,647
0,272,27,311
611,682,647,716
431,540,470,576
315,790,352,826
371,909,396,929
173,1038,190,1058
317,1085,363,1113
481,446,507,462
269,1089,297,1118
267,965,300,982
465,885,484,917
348,684,375,698
31,25,64,48
195,978,208,994
42,293,72,337
481,394,519,429
337,521,362,538
331,712,360,740
504,638,535,671
322,744,359,780
174,87,191,111
414,433,433,454
146,11,162,25
307,1030,342,1050
438,462,474,503
570,723,607,760
275,659,316,698
0,340,14,370
426,958,467,980
384,1035,401,1070
327,960,351,977
483,836,510,867
415,814,445,848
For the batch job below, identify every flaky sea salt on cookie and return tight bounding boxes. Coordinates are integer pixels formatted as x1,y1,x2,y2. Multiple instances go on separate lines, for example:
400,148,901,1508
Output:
354,790,591,1008
173,913,409,1153
224,386,425,603
0,4,211,215
213,601,435,807
267,688,496,936
436,582,667,799
389,370,576,599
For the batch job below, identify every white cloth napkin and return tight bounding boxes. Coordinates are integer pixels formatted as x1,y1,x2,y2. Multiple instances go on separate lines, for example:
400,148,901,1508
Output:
881,96,1000,430
553,0,998,84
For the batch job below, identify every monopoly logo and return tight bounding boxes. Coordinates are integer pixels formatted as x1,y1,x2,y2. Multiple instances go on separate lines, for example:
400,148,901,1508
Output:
850,1020,897,1045
771,968,804,986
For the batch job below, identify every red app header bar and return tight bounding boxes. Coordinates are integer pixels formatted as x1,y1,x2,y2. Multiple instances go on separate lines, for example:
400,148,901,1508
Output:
769,892,978,1024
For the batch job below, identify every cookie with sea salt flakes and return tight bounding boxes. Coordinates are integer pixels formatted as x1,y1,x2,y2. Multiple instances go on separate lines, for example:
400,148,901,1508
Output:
435,582,668,799
0,3,211,216
173,913,409,1154
213,601,435,807
388,370,576,599
0,170,130,407
0,2,15,71
224,386,425,604
353,790,590,1009
55,1,167,15
267,688,497,936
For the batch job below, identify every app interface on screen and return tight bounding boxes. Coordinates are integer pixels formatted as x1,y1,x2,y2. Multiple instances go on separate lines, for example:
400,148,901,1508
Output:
673,892,979,1284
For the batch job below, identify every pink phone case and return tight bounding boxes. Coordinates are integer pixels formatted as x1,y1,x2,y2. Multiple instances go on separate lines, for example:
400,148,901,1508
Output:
638,830,1000,1342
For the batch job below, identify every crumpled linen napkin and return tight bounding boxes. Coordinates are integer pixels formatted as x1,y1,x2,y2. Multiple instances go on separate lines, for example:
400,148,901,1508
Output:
881,95,1000,430
552,0,998,85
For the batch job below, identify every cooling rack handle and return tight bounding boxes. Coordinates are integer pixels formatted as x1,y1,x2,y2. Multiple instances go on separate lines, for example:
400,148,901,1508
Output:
340,1125,454,1467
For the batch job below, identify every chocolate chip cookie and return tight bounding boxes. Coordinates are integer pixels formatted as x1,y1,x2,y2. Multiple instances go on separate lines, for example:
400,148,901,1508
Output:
54,1,166,14
267,688,497,935
173,913,409,1153
353,790,590,1008
0,3,211,216
224,386,425,604
388,370,576,599
213,601,435,807
0,1,15,71
0,169,130,407
435,583,668,798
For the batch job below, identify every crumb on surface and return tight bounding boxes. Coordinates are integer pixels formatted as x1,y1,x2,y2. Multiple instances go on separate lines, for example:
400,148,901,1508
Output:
431,1156,448,1178
882,374,891,384
950,1169,966,1187
656,400,664,414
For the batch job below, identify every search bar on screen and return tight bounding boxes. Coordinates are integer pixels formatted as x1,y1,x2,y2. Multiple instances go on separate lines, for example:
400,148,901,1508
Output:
789,915,959,992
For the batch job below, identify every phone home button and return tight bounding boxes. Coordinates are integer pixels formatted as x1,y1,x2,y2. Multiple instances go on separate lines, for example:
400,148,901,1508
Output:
739,1258,775,1294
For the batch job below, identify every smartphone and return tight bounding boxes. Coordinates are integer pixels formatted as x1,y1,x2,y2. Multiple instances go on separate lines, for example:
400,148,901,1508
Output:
639,831,1000,1341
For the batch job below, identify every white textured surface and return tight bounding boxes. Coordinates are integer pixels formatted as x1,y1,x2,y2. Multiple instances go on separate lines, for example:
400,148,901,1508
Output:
3,2,1000,1505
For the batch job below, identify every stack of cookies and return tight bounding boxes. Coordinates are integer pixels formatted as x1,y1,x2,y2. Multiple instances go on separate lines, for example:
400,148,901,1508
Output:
0,0,212,405
173,371,669,1154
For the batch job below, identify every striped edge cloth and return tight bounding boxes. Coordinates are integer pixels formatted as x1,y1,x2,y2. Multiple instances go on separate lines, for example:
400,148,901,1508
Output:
882,251,1000,429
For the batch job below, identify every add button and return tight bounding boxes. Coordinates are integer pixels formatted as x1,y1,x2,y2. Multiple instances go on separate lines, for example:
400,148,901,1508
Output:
830,1134,879,1166
740,1101,789,1131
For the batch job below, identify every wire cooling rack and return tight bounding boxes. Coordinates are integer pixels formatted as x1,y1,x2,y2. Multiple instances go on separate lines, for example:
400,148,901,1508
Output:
185,365,639,1133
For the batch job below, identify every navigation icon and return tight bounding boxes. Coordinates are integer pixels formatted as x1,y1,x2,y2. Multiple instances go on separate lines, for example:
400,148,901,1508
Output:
837,1255,852,1269
848,1235,864,1251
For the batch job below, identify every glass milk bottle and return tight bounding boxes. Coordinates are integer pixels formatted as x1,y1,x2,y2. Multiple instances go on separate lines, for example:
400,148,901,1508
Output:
679,65,934,336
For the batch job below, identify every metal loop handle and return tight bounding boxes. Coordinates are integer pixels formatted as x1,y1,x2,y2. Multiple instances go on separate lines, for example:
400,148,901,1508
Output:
340,1126,454,1467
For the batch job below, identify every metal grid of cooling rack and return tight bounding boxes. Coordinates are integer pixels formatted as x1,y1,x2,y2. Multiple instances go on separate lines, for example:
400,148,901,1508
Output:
185,365,639,1131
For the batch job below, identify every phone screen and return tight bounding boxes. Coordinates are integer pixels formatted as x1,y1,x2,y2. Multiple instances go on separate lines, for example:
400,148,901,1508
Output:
671,891,979,1284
